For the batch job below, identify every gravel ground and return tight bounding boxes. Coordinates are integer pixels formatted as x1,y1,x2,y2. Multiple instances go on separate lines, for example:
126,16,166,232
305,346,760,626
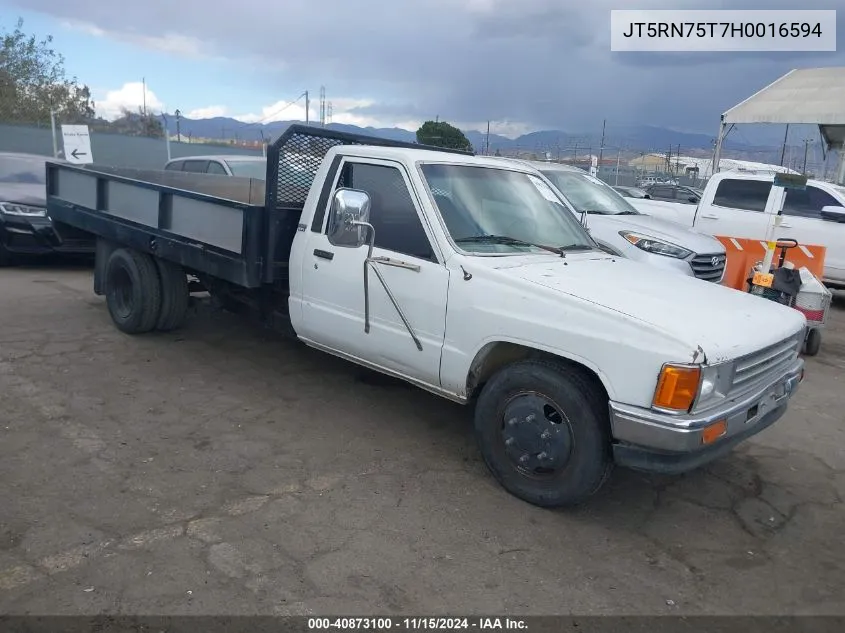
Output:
0,263,843,616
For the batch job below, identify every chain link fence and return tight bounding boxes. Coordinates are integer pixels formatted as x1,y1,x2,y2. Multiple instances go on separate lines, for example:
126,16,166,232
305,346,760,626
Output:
0,105,264,170
3,102,765,190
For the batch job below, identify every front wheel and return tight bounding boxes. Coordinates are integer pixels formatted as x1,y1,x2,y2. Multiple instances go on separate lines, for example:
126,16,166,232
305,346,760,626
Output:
473,359,613,508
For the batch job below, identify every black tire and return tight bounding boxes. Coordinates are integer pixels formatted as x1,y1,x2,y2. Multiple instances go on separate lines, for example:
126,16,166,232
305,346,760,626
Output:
154,258,189,331
104,248,163,334
473,359,613,508
0,244,12,267
803,328,822,356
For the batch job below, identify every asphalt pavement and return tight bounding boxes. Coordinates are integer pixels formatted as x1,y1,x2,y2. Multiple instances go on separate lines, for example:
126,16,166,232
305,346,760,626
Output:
0,263,843,615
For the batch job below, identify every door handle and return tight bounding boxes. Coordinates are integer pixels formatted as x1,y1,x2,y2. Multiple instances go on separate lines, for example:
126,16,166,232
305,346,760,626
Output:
779,223,792,228
313,249,334,260
700,214,718,219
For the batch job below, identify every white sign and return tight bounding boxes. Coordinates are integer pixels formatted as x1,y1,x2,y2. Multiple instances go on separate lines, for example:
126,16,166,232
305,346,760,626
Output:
610,10,836,52
61,125,93,164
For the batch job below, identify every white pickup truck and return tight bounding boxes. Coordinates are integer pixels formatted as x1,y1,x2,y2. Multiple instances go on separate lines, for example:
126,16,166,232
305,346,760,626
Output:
44,126,807,508
627,170,845,287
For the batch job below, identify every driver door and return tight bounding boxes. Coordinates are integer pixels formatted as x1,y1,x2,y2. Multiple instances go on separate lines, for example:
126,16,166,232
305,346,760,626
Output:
298,158,449,388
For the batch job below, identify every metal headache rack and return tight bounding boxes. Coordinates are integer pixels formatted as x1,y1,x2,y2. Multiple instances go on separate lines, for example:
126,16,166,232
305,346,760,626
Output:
265,124,473,209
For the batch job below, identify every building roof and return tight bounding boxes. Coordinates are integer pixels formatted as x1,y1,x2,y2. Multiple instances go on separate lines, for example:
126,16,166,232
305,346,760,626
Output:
721,67,845,146
627,152,797,178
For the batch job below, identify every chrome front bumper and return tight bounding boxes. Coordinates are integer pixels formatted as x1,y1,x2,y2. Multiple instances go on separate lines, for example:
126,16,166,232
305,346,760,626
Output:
608,358,804,474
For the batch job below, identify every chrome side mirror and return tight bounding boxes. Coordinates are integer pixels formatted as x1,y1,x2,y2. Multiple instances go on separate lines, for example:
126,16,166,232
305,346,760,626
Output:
327,188,372,247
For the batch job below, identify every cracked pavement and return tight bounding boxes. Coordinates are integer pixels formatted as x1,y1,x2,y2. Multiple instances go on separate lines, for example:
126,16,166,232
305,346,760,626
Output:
0,263,843,615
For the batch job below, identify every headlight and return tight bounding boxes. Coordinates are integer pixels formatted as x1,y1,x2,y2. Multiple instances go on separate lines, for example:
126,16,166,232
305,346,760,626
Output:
695,362,734,408
652,361,734,412
0,202,47,217
619,231,692,259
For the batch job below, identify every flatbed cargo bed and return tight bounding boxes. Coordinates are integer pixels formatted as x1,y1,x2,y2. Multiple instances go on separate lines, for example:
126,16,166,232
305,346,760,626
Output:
45,125,471,289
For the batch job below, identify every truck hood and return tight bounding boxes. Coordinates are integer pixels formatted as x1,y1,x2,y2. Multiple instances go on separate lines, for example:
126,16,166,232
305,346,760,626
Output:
586,213,724,253
476,253,806,363
0,183,46,207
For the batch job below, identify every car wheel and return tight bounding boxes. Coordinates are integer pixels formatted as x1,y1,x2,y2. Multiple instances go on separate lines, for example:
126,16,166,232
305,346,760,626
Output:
0,244,12,267
473,359,613,508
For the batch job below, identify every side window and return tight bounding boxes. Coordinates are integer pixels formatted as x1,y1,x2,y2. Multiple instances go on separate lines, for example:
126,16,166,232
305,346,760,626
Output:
783,186,839,219
182,160,208,173
712,179,772,212
206,161,228,175
332,162,435,261
164,161,183,171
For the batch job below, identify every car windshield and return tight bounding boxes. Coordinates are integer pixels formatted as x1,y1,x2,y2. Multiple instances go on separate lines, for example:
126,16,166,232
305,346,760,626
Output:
0,155,48,184
419,163,596,255
225,159,267,179
540,170,640,216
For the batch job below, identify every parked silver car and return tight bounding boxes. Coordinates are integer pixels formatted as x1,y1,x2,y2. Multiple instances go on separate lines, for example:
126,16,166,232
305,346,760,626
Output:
164,155,267,179
500,160,727,283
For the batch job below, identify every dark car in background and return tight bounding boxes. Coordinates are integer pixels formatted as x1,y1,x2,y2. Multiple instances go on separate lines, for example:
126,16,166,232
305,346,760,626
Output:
0,152,96,266
644,183,703,204
612,185,651,199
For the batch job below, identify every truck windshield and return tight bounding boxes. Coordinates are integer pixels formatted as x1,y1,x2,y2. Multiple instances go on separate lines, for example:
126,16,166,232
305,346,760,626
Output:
226,160,267,180
419,163,596,255
540,170,640,216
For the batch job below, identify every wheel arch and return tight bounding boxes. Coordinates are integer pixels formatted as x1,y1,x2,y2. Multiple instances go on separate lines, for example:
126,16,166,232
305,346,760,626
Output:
465,340,614,404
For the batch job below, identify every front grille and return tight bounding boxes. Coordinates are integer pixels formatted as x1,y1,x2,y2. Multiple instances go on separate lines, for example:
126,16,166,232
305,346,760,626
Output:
729,332,802,396
689,252,727,282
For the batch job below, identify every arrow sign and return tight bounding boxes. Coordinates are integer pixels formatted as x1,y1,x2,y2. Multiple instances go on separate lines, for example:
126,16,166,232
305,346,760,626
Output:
61,125,94,164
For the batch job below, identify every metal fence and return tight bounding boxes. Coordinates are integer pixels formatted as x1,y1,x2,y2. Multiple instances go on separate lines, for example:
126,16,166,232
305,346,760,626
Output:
2,115,706,190
0,119,263,170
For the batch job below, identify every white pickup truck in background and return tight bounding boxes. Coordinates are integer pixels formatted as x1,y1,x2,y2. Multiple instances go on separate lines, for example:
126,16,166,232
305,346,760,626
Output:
627,170,845,287
44,126,808,508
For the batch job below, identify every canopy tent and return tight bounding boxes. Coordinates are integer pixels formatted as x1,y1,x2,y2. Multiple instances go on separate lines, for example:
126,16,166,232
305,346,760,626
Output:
712,67,845,183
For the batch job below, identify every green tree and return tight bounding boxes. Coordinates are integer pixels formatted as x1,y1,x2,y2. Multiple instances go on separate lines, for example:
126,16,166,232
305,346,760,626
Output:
100,107,164,138
0,18,96,125
416,120,472,151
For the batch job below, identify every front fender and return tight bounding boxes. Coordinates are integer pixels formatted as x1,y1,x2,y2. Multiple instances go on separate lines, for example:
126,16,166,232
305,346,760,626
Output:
439,259,699,408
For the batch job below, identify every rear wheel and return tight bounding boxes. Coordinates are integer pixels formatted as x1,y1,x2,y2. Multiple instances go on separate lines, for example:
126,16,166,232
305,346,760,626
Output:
154,258,190,331
104,248,162,334
473,359,613,508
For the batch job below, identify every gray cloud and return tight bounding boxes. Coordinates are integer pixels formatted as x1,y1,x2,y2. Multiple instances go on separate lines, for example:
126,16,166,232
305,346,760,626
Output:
10,0,845,135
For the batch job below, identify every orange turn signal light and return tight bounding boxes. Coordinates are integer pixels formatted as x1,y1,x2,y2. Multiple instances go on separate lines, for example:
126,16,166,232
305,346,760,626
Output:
653,364,701,412
701,420,728,445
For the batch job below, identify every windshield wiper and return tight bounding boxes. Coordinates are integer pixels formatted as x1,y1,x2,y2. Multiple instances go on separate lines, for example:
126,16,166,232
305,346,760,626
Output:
455,235,564,256
557,243,595,252
581,208,636,216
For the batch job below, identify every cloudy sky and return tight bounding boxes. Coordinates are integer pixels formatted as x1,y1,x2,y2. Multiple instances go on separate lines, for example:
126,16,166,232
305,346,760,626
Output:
2,0,843,139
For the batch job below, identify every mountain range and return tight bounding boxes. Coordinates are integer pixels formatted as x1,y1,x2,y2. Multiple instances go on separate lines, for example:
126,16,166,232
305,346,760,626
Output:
157,115,786,159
